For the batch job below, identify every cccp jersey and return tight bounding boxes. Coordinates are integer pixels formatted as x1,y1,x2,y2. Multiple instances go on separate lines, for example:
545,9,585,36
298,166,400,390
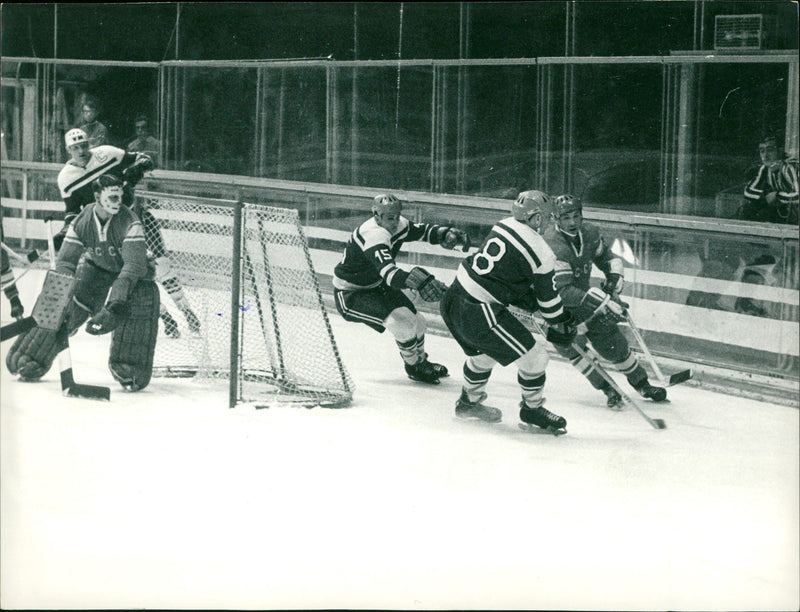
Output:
542,221,619,308
454,216,566,323
333,215,449,290
57,145,138,222
57,203,149,285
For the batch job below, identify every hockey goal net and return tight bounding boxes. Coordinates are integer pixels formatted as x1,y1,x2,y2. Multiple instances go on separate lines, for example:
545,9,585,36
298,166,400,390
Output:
135,191,353,408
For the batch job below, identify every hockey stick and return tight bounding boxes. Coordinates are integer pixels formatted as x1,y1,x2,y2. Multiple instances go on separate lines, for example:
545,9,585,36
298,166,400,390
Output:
1,316,36,342
1,241,41,265
569,341,666,430
623,310,692,387
46,219,110,401
511,307,666,430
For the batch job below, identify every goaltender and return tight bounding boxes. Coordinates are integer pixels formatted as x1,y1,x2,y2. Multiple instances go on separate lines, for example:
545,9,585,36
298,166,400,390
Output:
6,175,160,392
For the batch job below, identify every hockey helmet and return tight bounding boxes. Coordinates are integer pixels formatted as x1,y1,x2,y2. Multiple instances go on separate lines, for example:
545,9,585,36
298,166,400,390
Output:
511,190,554,230
372,193,402,216
65,128,88,148
554,194,581,217
372,193,402,232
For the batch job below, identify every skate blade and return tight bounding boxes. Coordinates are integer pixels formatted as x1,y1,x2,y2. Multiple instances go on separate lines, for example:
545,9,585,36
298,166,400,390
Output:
518,423,567,436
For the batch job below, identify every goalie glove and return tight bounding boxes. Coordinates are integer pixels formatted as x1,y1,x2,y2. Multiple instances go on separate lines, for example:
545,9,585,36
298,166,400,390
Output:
438,227,471,252
85,300,129,336
545,312,577,347
405,266,448,302
601,272,624,296
581,286,626,323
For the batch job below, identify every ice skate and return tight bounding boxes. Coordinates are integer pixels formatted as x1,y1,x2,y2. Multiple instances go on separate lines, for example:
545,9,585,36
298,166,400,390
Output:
9,295,24,320
634,380,667,402
422,356,448,379
518,401,567,435
404,359,442,384
161,311,180,339
603,385,623,410
455,390,502,423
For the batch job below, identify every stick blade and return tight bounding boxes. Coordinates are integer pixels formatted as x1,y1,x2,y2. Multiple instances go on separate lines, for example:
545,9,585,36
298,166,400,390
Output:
667,369,693,386
65,383,111,401
653,418,667,430
1,317,36,342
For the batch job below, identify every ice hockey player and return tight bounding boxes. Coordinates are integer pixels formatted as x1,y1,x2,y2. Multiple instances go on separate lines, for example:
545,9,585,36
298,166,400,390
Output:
1,224,25,321
333,193,470,384
57,127,199,338
439,190,577,434
542,194,666,407
6,175,160,392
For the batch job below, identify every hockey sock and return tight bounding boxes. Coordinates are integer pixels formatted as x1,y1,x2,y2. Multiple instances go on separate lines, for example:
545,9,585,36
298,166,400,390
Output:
568,352,608,390
162,276,192,311
519,371,546,409
462,359,492,402
396,337,422,365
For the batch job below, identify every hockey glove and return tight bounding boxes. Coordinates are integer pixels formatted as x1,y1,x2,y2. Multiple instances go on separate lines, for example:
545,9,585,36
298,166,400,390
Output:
405,266,448,302
86,300,129,335
545,312,577,347
601,272,624,296
122,154,155,186
582,286,626,323
439,227,471,252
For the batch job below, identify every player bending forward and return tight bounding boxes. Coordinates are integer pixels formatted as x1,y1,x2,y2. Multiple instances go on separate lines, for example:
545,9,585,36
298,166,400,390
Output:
439,190,576,433
57,128,199,338
333,193,470,384
542,194,666,408
6,175,160,392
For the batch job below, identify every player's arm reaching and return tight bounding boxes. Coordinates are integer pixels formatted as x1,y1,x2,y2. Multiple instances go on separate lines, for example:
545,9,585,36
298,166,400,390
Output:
405,219,471,252
361,230,447,302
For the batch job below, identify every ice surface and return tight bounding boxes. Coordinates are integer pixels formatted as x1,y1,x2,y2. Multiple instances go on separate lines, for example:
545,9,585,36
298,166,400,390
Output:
1,270,798,610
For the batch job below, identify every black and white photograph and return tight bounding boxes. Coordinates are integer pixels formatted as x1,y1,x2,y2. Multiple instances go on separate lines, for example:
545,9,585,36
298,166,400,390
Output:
1,2,798,610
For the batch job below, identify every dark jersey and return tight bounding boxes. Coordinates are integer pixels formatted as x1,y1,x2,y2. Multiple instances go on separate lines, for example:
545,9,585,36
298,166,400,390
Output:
56,145,138,225
57,203,149,304
542,221,621,309
454,216,566,323
333,215,450,290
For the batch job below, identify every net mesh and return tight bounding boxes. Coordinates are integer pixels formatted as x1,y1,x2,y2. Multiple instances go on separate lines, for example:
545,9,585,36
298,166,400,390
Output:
136,191,353,407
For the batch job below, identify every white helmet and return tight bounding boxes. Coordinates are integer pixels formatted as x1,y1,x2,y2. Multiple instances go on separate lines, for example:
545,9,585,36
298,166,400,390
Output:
65,128,88,148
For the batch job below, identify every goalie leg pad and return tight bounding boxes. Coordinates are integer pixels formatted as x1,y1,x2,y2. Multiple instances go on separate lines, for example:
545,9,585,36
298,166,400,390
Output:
5,325,61,380
108,280,160,391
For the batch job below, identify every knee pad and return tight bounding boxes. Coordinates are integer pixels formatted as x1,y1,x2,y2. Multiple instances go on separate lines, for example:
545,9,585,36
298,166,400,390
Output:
516,342,549,378
5,326,61,380
109,280,160,391
384,307,419,343
586,321,630,363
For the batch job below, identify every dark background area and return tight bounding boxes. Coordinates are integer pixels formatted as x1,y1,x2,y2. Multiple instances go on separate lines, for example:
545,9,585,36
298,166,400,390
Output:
2,2,797,62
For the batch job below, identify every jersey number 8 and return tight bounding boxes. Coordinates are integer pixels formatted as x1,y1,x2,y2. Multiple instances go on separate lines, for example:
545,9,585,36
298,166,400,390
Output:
471,237,506,275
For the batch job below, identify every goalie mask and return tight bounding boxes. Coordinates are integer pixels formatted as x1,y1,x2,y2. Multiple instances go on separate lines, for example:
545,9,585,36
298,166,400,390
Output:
372,193,403,233
554,194,583,236
93,175,125,217
511,190,554,232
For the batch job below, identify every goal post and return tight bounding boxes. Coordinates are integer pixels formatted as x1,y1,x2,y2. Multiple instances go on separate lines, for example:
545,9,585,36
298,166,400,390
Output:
135,191,354,408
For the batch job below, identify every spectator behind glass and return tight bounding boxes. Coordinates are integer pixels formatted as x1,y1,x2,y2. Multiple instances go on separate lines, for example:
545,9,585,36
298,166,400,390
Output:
127,115,160,168
78,99,109,148
738,135,799,224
